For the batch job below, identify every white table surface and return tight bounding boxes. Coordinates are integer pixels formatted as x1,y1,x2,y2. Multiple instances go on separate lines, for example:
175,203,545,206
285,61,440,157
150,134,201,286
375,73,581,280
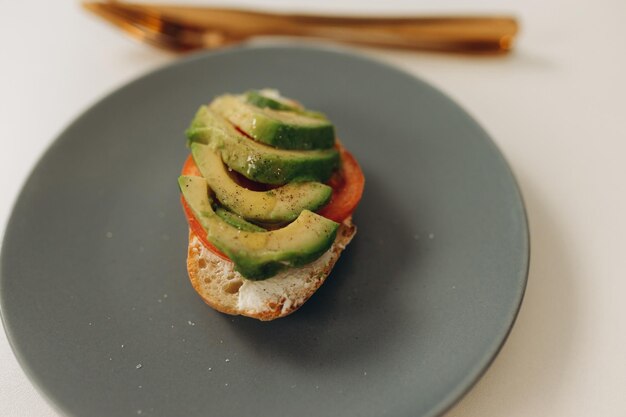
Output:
2,1,626,416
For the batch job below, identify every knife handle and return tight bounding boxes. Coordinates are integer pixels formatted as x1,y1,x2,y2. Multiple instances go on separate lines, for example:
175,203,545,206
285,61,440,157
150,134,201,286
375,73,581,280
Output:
270,15,519,53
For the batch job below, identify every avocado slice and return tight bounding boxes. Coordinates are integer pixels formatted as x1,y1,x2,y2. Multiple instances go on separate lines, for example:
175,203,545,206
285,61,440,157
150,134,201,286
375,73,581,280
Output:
210,94,335,150
191,143,332,223
215,207,266,232
179,176,339,280
244,89,327,120
186,107,339,185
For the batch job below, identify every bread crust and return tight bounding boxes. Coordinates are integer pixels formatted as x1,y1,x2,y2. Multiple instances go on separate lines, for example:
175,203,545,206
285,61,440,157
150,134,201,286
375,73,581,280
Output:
186,218,356,321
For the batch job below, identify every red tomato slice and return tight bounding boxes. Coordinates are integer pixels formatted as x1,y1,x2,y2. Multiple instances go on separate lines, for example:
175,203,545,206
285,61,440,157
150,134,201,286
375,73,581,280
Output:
317,144,365,223
179,143,364,259
182,154,202,177
180,158,229,260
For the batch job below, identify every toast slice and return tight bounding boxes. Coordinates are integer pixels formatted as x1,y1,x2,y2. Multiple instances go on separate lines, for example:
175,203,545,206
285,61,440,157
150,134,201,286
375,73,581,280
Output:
186,217,356,321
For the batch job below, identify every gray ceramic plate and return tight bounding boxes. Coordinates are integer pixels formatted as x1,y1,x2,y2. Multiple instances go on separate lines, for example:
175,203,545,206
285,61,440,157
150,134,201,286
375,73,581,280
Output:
1,45,528,417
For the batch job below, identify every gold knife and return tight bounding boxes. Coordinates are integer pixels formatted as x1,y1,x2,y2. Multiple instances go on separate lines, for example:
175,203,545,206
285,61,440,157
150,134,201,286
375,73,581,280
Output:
83,1,519,54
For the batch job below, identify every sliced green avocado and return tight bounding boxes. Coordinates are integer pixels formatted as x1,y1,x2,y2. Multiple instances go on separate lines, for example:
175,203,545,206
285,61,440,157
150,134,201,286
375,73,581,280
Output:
186,106,339,185
244,89,327,120
215,208,266,232
244,89,302,112
179,176,339,280
210,94,335,150
191,143,332,223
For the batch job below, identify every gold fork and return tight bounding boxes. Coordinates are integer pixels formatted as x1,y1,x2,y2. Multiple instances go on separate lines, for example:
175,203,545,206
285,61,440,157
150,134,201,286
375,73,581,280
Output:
82,1,519,54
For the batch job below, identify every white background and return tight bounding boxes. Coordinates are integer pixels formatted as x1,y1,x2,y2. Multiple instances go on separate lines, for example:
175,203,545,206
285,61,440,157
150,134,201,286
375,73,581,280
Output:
2,1,626,416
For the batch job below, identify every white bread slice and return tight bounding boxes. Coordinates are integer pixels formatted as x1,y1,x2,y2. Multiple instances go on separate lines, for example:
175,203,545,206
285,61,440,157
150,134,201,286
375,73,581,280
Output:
186,217,356,321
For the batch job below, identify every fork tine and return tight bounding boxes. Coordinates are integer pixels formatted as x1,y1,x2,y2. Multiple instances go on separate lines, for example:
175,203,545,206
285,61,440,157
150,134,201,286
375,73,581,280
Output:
82,1,201,51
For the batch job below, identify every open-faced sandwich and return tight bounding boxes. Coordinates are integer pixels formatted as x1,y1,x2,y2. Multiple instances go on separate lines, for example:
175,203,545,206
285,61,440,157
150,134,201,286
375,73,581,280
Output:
179,90,364,320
